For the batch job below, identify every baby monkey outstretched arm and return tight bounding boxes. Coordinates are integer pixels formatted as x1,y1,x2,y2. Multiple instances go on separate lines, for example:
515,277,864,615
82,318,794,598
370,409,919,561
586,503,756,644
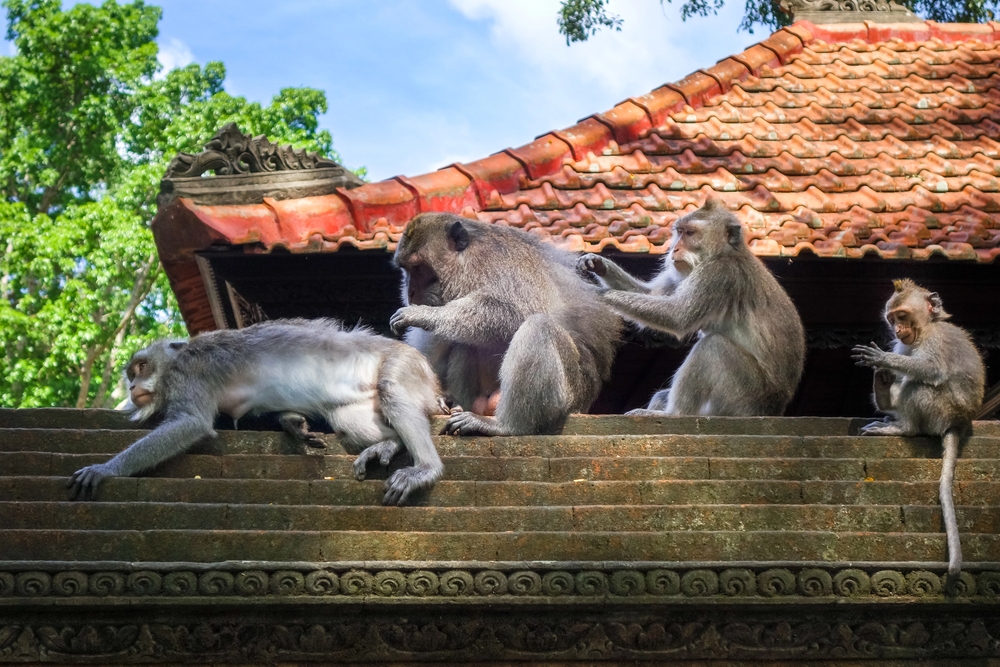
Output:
853,280,985,576
67,319,447,506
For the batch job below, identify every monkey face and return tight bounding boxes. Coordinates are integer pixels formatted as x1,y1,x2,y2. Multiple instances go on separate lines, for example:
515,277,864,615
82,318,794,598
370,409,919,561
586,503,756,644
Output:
885,281,947,346
122,340,186,414
886,308,919,346
125,355,156,407
396,213,481,306
402,261,444,307
669,221,705,273
670,203,745,272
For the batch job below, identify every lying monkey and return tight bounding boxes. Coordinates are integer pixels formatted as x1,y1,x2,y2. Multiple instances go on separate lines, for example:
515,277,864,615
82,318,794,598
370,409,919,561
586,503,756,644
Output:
67,319,447,505
853,280,985,576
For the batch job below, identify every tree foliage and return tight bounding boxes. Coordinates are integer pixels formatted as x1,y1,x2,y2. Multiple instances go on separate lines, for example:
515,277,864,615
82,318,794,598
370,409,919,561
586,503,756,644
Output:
558,0,623,45
0,0,355,408
558,0,996,38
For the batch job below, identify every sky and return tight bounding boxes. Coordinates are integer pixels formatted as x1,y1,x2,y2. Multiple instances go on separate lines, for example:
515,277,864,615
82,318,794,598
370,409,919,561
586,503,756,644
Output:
8,1,755,181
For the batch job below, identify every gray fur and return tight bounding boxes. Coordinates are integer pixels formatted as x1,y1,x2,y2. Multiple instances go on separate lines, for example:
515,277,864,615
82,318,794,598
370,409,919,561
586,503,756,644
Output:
391,212,621,436
579,199,805,416
853,279,986,577
66,318,446,506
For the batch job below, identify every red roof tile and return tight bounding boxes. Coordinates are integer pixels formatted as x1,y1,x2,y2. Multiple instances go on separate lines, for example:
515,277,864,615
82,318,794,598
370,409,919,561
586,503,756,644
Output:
154,20,1000,330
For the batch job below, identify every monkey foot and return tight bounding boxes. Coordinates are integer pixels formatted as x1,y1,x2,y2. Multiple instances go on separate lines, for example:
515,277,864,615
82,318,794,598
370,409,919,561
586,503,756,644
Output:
859,420,907,436
442,412,505,436
352,440,403,481
625,408,668,417
278,412,327,448
383,465,441,506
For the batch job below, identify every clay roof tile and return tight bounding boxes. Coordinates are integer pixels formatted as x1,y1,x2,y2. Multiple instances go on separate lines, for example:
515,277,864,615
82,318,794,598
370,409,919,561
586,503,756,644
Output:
155,19,1000,329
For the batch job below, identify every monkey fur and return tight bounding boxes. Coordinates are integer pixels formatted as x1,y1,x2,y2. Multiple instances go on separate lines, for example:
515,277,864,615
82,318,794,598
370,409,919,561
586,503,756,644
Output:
67,319,447,506
390,212,621,436
578,199,805,416
853,279,985,576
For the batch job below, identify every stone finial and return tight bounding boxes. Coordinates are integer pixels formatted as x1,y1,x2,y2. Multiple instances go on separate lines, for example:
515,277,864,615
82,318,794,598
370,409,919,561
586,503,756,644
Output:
164,123,344,179
778,0,922,23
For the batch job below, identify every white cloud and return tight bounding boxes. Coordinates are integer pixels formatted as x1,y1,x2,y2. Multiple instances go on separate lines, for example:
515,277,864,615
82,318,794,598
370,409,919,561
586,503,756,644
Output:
447,0,747,114
157,37,195,76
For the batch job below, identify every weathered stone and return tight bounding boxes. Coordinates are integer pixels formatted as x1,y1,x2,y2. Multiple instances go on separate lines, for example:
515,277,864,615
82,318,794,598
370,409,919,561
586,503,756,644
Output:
3,410,1000,665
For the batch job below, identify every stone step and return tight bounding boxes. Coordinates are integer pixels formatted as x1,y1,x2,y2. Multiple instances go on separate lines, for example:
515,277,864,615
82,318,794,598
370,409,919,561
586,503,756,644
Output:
3,501,999,534
4,451,1000,483
5,408,997,437
4,428,1000,460
4,475,999,506
2,528,998,562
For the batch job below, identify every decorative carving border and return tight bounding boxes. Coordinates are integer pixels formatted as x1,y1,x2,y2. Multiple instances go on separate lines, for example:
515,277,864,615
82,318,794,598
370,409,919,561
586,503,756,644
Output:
165,123,342,179
2,564,998,601
4,615,1000,661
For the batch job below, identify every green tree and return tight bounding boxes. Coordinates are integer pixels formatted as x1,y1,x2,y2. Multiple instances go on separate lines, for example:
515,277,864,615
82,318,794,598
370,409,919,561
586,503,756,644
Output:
558,0,996,39
0,0,357,408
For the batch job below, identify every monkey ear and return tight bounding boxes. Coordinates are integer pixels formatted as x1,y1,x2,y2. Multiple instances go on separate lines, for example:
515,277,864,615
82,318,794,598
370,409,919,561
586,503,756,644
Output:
168,341,187,351
447,220,470,252
927,292,951,321
726,221,744,247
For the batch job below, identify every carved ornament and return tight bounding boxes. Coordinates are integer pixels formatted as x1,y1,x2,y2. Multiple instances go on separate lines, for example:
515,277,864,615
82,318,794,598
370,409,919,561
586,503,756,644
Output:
5,616,1000,661
164,123,342,179
780,0,912,12
0,564,994,600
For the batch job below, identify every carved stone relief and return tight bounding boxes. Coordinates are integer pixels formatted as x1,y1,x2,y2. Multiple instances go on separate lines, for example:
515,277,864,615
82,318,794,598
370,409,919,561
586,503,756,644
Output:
778,0,922,22
165,123,342,179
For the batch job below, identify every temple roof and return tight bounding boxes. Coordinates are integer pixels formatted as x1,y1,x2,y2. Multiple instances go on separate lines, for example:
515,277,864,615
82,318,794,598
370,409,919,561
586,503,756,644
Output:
154,19,1000,332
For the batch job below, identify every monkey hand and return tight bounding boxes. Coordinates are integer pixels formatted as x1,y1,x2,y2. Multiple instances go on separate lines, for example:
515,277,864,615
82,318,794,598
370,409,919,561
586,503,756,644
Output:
352,440,402,481
390,305,432,337
66,463,115,501
576,253,607,278
383,464,441,506
851,342,888,368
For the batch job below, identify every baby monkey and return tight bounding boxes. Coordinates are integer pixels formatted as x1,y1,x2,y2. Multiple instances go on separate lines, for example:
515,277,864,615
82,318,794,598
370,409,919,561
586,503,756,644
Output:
853,280,985,576
67,319,447,506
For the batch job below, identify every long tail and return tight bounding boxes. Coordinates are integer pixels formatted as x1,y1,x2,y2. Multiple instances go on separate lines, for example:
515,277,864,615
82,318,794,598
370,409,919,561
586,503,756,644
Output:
941,428,962,577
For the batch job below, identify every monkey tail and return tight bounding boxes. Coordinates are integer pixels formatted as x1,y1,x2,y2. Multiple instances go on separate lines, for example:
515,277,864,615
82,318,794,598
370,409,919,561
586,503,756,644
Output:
941,428,963,578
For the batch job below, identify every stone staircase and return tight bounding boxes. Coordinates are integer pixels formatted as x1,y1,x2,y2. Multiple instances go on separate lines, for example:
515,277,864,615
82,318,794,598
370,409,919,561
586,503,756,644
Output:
2,408,1000,664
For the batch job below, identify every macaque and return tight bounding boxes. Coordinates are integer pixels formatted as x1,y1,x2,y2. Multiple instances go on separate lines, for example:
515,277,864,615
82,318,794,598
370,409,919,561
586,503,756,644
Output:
390,212,621,436
579,199,805,416
67,319,447,506
853,279,985,576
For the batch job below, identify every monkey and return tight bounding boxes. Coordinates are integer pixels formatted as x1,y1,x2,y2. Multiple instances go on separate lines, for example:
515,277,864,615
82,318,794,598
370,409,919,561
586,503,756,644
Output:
853,279,985,576
66,318,447,506
577,198,805,416
389,212,621,436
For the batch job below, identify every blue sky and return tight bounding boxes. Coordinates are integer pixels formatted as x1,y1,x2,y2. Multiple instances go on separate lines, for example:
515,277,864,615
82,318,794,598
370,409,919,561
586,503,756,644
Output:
9,1,756,181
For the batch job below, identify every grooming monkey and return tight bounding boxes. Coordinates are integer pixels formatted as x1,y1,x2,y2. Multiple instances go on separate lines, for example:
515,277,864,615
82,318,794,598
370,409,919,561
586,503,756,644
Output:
67,319,447,506
578,199,805,416
390,212,621,436
853,280,985,576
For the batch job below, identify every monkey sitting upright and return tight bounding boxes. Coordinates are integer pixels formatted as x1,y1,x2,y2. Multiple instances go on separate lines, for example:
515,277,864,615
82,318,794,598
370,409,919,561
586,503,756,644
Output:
67,319,447,506
853,280,985,576
389,212,621,436
578,199,805,416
